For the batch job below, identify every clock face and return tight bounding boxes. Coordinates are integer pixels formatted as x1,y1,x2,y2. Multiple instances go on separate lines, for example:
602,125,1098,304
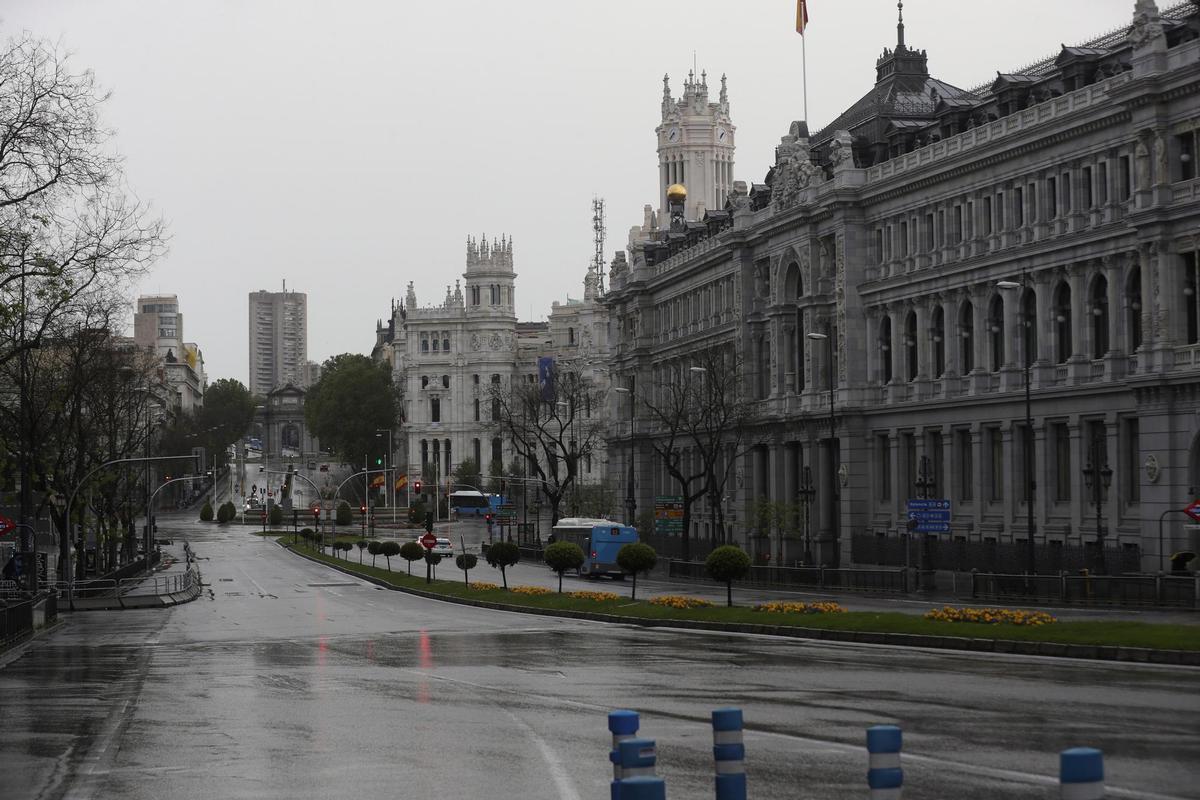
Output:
667,127,679,142
717,127,727,142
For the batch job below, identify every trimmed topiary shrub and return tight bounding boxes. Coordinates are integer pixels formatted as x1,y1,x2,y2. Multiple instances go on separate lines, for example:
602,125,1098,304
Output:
616,542,658,600
336,500,352,526
381,540,401,570
216,501,235,524
543,541,585,593
367,540,382,567
485,540,520,590
399,541,424,575
705,545,751,607
356,539,368,563
456,553,478,587
268,504,283,526
199,501,214,522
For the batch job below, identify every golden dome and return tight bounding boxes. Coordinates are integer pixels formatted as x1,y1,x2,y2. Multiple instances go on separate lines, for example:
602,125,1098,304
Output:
666,183,687,202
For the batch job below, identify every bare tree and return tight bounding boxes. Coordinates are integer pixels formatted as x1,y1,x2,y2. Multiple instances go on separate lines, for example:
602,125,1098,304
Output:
639,346,761,559
0,33,167,564
487,365,606,527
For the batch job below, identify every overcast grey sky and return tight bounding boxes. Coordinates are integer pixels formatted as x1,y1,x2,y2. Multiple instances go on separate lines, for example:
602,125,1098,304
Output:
2,0,1139,385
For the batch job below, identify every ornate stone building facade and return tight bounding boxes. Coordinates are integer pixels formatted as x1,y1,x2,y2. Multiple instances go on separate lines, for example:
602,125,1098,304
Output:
605,1,1200,570
373,236,610,491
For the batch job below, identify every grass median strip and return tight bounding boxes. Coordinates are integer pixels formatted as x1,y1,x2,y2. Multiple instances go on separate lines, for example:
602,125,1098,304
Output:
282,541,1200,653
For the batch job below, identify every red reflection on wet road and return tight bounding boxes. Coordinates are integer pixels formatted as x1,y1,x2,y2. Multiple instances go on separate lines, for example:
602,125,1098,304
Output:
418,628,433,703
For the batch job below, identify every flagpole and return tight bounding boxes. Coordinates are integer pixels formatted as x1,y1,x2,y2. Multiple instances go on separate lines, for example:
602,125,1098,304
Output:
802,30,808,123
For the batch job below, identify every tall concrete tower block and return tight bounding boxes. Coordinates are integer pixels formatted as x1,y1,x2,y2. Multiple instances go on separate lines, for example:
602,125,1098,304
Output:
462,234,517,318
656,70,735,223
248,286,308,397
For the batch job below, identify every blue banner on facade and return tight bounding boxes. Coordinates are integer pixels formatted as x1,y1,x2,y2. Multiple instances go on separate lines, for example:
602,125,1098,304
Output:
538,356,556,402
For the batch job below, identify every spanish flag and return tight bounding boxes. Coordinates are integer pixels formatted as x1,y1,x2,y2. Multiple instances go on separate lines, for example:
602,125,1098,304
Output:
395,474,407,491
371,474,385,488
796,0,809,35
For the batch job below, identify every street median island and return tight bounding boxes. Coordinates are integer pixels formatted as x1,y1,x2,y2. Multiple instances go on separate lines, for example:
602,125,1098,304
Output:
269,534,1200,666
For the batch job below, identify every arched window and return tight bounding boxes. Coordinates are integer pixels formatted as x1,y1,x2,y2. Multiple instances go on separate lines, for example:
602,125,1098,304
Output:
988,294,1005,373
1126,267,1143,351
930,306,946,377
904,311,918,381
1054,282,1073,363
783,261,802,300
442,375,450,388
443,336,450,351
879,316,893,383
421,375,429,389
959,301,975,373
568,327,576,346
1021,288,1037,367
421,337,429,353
1090,275,1109,358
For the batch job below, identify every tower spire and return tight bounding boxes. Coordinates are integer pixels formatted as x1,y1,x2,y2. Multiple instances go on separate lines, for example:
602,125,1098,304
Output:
896,1,905,49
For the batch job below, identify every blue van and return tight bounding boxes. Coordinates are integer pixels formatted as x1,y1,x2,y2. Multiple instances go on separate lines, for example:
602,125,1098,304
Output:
553,519,639,579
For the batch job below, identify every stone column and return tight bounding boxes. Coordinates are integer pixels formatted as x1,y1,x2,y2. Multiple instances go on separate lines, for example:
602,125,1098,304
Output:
1067,267,1089,382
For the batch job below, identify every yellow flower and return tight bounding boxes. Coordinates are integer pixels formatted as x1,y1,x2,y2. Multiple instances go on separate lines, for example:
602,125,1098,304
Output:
511,585,552,595
469,581,499,591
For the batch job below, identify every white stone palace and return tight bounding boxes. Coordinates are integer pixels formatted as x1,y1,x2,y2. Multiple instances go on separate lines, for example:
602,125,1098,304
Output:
604,0,1200,571
372,236,610,493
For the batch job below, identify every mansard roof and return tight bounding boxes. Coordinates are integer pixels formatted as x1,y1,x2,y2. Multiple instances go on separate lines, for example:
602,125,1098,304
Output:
799,2,1197,173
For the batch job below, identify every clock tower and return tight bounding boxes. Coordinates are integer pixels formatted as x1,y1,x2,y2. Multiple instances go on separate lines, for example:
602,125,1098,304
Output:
656,70,735,225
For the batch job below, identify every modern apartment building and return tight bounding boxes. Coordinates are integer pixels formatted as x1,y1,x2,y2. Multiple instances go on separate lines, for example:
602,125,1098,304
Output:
249,285,308,397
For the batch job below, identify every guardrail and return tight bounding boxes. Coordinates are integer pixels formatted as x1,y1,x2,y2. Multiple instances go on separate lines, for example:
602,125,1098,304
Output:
49,568,202,609
668,560,909,594
967,570,1200,608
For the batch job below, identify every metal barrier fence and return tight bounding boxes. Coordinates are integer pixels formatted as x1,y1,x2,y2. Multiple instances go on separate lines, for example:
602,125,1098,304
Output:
852,532,1141,575
1,597,34,648
1,592,56,649
968,570,1200,608
50,568,201,608
668,560,909,593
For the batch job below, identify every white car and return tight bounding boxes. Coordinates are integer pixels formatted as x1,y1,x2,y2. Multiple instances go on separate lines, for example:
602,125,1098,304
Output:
420,537,455,558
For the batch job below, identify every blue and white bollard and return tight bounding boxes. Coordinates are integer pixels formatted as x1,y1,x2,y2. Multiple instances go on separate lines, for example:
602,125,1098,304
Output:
1060,747,1104,799
712,707,747,800
866,725,903,799
609,710,641,800
616,738,665,800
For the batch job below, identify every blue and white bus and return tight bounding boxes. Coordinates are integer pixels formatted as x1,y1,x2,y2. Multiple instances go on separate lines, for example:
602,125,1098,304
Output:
448,490,505,517
551,518,639,579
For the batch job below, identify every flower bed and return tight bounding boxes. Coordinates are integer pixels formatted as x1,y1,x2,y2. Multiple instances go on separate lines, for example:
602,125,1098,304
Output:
924,605,1057,626
754,601,846,615
469,581,499,592
648,595,714,609
510,585,553,596
567,590,621,602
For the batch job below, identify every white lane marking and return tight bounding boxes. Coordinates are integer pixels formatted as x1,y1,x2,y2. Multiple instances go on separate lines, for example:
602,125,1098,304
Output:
502,709,583,800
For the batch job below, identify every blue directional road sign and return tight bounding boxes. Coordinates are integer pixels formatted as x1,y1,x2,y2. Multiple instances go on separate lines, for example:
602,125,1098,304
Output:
906,498,952,533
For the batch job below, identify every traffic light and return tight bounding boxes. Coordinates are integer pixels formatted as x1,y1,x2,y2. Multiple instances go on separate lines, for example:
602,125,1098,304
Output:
311,506,320,522
375,457,383,466
484,513,494,525
360,504,367,516
413,480,423,494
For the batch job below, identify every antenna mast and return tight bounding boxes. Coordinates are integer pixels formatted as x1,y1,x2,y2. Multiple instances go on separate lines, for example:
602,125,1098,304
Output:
592,197,606,295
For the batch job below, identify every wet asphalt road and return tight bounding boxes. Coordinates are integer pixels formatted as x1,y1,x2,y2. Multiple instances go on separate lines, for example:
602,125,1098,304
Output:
1,515,1198,800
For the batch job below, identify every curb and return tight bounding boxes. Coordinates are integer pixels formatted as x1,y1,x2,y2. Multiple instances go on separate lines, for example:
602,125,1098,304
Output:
281,544,1200,667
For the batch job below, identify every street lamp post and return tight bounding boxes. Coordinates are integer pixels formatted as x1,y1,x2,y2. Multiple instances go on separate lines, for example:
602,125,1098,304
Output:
997,273,1037,576
1081,437,1114,575
613,385,636,526
376,428,395,524
798,466,815,565
806,327,838,567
